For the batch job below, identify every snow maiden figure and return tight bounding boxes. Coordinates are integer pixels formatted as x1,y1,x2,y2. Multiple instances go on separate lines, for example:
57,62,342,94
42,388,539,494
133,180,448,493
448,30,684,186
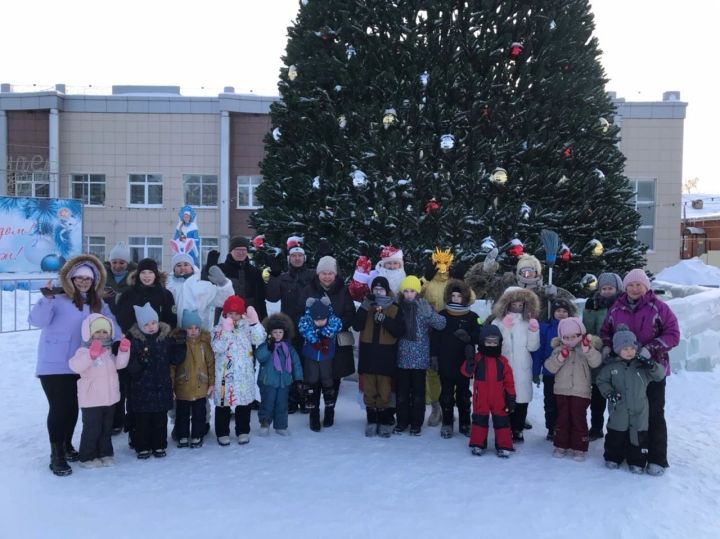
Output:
173,205,201,267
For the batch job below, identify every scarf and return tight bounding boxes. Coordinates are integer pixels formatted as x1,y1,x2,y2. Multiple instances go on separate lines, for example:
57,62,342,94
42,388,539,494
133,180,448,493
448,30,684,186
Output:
113,271,128,283
400,299,418,341
445,302,469,315
374,295,393,309
595,294,617,310
272,341,292,373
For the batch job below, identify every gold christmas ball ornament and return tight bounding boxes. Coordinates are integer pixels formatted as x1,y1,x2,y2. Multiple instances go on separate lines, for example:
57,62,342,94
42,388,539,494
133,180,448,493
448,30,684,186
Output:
288,65,298,81
382,108,397,129
491,167,508,185
588,239,604,257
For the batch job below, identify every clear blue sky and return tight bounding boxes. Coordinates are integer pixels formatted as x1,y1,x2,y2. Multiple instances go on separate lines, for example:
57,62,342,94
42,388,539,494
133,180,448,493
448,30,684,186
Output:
1,0,717,191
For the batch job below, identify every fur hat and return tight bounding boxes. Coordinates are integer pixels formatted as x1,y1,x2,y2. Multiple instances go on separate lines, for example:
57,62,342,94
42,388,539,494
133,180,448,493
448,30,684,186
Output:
133,302,159,330
598,272,624,292
443,278,472,306
380,245,403,265
222,295,246,316
399,275,422,294
316,256,337,274
623,269,651,291
492,286,540,320
230,236,250,251
287,236,305,256
613,324,639,355
370,276,391,295
81,313,114,341
515,254,542,278
557,317,586,338
551,297,577,318
108,242,131,263
264,312,295,341
181,310,203,329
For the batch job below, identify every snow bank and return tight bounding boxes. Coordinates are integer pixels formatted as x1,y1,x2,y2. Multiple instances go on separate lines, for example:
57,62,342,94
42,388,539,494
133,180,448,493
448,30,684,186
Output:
667,288,720,372
654,257,720,287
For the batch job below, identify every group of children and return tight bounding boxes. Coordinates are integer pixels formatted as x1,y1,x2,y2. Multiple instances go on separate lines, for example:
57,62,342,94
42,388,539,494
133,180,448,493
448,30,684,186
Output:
66,266,663,475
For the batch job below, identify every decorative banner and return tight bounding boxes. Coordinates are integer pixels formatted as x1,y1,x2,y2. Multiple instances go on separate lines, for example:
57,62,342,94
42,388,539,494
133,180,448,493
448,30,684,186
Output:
0,197,83,272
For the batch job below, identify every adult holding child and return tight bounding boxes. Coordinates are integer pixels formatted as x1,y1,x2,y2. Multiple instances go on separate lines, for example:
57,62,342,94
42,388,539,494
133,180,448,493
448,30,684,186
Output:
29,254,121,476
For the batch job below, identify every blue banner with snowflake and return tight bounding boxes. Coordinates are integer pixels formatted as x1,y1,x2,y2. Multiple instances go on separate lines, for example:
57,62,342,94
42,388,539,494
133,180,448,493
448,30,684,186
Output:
0,197,83,272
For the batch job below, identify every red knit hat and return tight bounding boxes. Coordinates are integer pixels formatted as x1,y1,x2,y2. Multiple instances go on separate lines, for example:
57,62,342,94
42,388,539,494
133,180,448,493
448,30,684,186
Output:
222,295,246,316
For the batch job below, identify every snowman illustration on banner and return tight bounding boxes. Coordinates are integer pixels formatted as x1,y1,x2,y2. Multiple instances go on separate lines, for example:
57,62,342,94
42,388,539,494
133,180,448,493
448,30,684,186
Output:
173,205,201,267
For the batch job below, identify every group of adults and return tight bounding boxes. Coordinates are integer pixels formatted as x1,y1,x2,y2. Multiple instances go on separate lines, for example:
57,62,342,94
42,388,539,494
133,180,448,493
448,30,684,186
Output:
30,235,678,476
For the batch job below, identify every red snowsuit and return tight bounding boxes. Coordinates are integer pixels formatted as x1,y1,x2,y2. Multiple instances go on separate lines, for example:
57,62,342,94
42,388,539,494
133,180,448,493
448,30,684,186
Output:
461,352,516,451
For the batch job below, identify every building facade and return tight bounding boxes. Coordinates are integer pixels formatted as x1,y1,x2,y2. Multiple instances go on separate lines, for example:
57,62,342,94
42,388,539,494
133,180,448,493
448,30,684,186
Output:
1,84,685,273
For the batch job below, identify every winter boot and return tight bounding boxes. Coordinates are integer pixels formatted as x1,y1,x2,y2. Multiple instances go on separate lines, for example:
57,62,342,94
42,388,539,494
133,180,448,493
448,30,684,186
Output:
152,449,166,458
100,456,115,467
546,429,555,441
217,436,231,446
524,420,533,430
496,448,511,458
365,408,378,437
572,450,586,462
459,423,471,437
274,429,290,436
237,434,250,445
440,424,453,439
79,459,103,469
64,442,79,462
629,465,645,474
259,421,271,436
49,443,72,476
588,429,604,441
190,437,203,448
323,406,335,428
378,409,393,438
512,430,524,443
471,447,486,456
645,463,665,476
553,447,567,458
605,460,620,470
426,402,442,427
137,450,152,459
409,427,422,436
177,437,189,448
393,424,407,435
309,409,322,432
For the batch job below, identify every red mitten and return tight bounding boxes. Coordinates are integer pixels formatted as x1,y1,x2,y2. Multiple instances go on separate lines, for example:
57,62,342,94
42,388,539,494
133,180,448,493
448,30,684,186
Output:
581,334,591,353
119,337,131,353
89,340,104,360
560,347,570,361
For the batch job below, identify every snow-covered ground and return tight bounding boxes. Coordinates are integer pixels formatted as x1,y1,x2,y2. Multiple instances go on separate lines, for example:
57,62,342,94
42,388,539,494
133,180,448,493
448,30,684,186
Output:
1,327,719,538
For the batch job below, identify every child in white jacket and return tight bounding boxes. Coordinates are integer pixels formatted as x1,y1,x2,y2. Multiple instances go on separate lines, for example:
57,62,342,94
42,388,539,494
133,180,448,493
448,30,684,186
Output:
491,286,540,443
69,313,130,468
211,295,266,446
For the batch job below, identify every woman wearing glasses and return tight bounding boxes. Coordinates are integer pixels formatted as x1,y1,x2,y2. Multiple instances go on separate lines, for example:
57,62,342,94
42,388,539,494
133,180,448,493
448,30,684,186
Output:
29,254,121,476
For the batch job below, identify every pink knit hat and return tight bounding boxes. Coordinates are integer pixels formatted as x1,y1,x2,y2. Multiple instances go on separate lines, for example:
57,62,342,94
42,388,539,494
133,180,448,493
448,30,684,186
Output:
557,317,586,338
623,269,651,291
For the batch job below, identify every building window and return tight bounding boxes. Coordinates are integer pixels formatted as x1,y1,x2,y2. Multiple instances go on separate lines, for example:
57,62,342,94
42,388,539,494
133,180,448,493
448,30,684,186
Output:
184,174,218,208
13,172,50,197
128,236,163,264
84,236,106,261
236,175,263,209
201,237,219,265
129,174,163,207
71,174,106,206
633,179,656,250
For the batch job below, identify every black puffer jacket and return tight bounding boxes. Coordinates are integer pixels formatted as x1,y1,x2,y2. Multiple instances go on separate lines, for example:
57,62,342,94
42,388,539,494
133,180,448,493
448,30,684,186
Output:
127,323,181,413
298,275,356,331
218,255,267,320
115,271,176,334
266,265,316,325
103,261,137,316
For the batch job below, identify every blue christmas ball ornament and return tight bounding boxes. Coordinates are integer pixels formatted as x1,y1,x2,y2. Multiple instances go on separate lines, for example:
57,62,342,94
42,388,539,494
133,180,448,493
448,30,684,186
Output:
40,254,65,272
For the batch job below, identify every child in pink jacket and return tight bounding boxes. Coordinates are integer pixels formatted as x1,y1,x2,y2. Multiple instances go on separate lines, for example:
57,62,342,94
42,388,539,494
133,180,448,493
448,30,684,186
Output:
69,313,130,468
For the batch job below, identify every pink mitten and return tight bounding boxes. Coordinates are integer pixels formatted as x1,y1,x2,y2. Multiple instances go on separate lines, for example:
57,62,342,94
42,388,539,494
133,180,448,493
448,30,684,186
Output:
502,314,514,329
119,337,131,353
89,339,104,360
528,318,539,332
245,306,259,325
222,316,235,331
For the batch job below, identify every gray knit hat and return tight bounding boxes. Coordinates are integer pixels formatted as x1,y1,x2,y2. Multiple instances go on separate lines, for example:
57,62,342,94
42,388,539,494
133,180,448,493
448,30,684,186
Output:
108,242,131,263
133,302,159,331
598,272,624,292
612,324,638,355
316,256,337,275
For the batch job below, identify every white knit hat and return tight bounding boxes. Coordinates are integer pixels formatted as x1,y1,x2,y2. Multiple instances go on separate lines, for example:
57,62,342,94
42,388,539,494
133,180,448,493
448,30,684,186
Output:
316,256,337,274
108,242,131,263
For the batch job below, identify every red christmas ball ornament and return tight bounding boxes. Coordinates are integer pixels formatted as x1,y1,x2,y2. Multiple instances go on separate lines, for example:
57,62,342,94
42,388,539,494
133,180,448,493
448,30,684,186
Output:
509,42,524,59
481,104,490,118
507,238,524,258
252,235,265,249
424,197,440,214
561,145,572,158
559,243,571,263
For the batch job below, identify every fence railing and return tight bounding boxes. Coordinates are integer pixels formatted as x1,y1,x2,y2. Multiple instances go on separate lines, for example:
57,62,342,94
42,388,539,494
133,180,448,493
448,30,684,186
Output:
0,274,55,333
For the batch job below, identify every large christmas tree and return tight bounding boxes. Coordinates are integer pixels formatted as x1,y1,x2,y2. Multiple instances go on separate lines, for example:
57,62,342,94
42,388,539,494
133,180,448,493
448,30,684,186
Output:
251,0,647,292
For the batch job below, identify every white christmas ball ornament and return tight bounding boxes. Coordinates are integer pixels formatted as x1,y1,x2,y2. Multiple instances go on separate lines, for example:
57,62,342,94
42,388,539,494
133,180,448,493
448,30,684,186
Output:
351,169,368,187
312,176,320,189
439,134,455,152
272,127,281,141
419,71,429,87
383,108,397,129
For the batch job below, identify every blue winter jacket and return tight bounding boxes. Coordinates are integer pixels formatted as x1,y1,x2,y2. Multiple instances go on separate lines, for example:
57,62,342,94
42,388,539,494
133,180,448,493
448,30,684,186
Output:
532,319,560,377
256,341,304,388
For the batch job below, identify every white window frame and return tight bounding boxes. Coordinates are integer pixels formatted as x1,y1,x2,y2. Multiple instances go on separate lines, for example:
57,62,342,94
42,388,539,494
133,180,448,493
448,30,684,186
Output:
236,175,263,209
71,173,106,206
128,236,163,264
183,174,218,208
14,171,50,197
84,235,106,261
633,178,656,251
201,237,219,265
128,173,163,208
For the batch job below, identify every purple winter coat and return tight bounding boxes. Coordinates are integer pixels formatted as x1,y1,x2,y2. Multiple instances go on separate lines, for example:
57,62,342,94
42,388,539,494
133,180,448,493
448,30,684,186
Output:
600,291,680,376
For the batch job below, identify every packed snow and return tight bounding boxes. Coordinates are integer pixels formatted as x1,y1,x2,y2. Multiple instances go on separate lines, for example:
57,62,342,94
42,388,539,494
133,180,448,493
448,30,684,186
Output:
654,257,720,287
1,300,719,537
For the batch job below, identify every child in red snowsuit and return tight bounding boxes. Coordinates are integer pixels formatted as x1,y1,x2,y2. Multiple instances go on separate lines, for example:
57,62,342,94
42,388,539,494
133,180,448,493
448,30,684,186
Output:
461,324,516,458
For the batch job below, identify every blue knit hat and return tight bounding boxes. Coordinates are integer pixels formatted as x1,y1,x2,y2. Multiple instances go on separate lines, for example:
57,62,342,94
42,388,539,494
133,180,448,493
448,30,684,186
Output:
133,302,159,331
181,310,203,329
309,298,331,320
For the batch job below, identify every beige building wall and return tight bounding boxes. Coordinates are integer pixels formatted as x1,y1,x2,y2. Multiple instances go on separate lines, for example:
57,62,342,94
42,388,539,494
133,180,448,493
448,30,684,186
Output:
618,118,683,273
59,112,221,271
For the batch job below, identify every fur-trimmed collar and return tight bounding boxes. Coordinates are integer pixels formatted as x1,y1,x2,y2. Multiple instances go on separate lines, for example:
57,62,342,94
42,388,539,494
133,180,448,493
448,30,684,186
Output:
129,322,173,341
492,287,541,320
126,269,168,288
443,278,472,306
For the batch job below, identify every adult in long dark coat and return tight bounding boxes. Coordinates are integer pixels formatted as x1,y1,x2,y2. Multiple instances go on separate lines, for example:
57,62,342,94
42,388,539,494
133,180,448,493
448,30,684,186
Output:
297,255,356,429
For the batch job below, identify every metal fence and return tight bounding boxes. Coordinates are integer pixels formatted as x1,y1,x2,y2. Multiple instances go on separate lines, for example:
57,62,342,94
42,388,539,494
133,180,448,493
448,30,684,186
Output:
0,275,51,333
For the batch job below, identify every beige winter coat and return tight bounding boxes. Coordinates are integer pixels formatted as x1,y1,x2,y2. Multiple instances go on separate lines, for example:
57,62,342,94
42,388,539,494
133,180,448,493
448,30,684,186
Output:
544,336,602,399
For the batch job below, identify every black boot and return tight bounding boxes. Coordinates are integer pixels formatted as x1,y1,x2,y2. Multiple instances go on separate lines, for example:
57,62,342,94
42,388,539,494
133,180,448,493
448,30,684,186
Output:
309,409,321,432
64,443,79,462
49,443,72,476
323,406,335,428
